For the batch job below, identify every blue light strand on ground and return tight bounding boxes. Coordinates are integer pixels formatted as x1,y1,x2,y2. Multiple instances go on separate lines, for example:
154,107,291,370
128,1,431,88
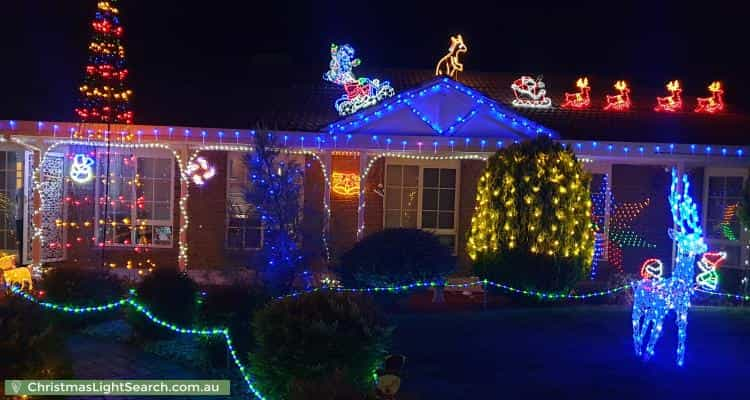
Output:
7,286,267,400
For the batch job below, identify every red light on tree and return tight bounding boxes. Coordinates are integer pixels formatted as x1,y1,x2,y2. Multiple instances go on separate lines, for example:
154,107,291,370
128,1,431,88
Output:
75,0,134,124
695,81,725,114
603,80,631,111
654,80,683,112
561,77,591,109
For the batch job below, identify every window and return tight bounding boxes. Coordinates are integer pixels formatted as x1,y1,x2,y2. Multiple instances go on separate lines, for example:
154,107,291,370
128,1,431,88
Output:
704,171,746,269
385,165,419,228
96,151,174,247
384,162,459,251
0,151,23,251
226,153,262,250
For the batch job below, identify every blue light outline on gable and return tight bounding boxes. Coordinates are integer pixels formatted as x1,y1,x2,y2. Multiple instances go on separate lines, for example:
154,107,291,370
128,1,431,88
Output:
326,77,558,138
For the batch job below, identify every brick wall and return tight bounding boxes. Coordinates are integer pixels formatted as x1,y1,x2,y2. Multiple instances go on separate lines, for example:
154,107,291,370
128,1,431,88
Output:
187,151,228,268
457,159,486,273
329,154,360,259
302,154,326,270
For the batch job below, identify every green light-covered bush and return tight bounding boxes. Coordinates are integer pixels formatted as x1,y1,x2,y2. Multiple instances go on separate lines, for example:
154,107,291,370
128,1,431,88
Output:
468,137,594,292
249,291,392,399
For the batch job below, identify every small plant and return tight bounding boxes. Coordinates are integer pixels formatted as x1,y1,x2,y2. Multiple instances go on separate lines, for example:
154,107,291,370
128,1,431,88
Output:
40,267,125,327
0,297,73,382
197,285,269,368
249,291,392,399
128,268,198,340
338,228,455,287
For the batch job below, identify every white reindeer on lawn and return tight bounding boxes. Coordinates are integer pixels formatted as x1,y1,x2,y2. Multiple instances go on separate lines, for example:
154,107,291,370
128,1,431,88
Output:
632,168,707,366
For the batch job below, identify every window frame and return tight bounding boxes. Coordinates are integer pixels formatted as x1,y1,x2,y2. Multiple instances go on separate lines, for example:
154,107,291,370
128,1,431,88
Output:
383,159,460,253
94,149,175,248
225,152,263,251
702,167,747,270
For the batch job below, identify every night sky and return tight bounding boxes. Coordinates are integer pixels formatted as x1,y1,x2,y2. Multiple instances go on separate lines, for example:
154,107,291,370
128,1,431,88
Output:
1,1,747,127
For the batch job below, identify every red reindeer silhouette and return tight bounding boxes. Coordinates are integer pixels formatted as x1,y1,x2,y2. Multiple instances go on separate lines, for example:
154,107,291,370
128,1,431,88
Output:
695,81,724,114
654,80,683,112
562,77,591,109
604,80,631,111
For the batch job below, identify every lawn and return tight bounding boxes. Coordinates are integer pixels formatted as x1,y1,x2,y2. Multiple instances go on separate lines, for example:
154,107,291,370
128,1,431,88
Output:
391,306,750,399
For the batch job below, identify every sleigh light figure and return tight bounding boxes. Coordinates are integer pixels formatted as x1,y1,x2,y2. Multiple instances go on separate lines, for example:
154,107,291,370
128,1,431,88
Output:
561,77,591,109
323,43,395,116
632,169,712,366
654,80,683,112
511,76,552,108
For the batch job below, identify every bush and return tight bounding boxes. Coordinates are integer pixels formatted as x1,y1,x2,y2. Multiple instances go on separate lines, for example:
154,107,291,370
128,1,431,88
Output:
197,285,269,368
468,137,594,292
249,291,392,399
128,268,198,340
42,267,125,304
40,267,126,327
0,296,73,382
338,228,455,287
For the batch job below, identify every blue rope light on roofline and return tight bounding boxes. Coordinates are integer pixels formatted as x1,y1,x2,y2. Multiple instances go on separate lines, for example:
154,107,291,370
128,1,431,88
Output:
326,78,558,138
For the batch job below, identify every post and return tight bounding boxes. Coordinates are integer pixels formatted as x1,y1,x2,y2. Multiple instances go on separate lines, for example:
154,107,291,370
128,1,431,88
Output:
356,152,368,240
177,147,189,271
31,150,42,271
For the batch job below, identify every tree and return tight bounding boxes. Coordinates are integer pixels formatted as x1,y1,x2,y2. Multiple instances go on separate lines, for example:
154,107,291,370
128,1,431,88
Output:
245,134,306,294
467,137,594,291
75,0,133,124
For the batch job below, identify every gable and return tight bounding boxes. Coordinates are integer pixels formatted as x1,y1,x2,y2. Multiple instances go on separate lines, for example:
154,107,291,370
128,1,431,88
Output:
326,77,557,140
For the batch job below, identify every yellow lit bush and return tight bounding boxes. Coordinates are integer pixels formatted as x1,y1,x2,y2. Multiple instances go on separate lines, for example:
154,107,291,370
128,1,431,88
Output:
467,137,594,291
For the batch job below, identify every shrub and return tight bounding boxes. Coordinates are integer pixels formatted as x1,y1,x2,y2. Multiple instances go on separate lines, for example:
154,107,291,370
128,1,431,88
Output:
468,137,594,292
249,291,392,399
0,297,73,382
197,285,269,368
40,267,126,326
128,268,198,340
42,267,125,304
338,228,455,287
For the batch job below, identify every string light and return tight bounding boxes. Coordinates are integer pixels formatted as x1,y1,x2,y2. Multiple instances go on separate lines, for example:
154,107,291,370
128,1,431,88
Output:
718,203,738,241
466,141,593,265
331,172,360,196
7,286,266,400
510,76,552,108
695,81,725,114
632,169,706,366
75,0,134,124
323,43,395,116
70,154,96,184
603,80,631,111
561,77,591,109
590,174,608,279
435,34,467,79
654,80,683,112
607,197,653,271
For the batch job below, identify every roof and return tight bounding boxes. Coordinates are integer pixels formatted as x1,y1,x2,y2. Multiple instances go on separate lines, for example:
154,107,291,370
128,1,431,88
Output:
243,68,750,146
325,77,556,140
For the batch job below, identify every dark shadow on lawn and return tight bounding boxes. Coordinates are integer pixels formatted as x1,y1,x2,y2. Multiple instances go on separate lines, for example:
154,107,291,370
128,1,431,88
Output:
391,306,750,399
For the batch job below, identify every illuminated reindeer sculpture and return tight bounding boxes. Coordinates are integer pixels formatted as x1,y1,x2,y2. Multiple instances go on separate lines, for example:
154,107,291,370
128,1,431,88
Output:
632,169,706,366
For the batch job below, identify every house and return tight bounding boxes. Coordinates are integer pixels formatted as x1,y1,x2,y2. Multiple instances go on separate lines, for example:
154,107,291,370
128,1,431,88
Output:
1,70,748,289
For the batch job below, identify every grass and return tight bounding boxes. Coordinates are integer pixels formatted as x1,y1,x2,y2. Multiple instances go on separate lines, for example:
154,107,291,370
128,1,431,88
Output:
390,306,750,399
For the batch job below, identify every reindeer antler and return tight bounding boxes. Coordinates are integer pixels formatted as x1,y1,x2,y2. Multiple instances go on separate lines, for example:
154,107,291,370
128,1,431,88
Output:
668,168,707,254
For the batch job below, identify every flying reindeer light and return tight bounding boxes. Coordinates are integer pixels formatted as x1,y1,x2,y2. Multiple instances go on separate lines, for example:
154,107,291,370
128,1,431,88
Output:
632,169,707,366
654,80,683,112
561,77,591,109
